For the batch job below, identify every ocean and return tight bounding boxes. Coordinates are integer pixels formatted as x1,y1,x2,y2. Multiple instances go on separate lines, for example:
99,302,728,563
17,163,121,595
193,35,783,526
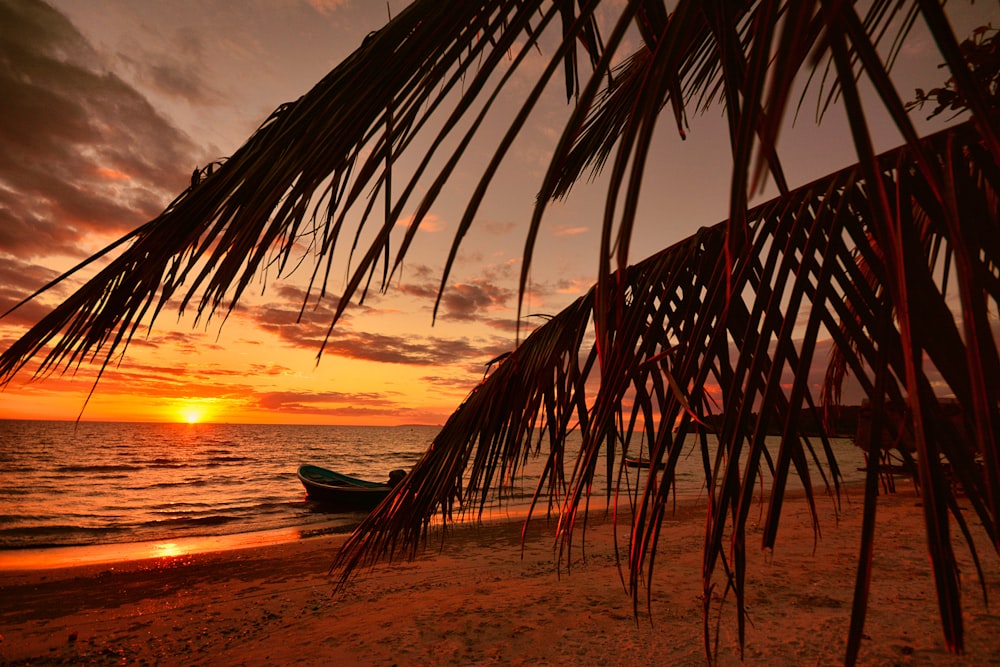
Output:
0,420,867,559
0,420,436,551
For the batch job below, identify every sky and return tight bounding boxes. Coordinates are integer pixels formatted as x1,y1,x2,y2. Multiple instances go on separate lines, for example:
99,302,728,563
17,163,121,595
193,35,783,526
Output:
0,0,996,425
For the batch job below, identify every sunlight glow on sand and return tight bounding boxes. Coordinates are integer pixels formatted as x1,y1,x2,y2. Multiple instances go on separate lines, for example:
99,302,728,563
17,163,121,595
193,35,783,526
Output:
0,529,306,570
153,542,185,558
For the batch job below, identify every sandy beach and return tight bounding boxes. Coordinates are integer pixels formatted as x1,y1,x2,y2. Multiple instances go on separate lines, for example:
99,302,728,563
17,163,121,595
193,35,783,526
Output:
2,484,999,666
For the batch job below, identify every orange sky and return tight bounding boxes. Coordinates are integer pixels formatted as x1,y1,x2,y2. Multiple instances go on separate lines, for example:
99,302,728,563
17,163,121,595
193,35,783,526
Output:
1,1,995,425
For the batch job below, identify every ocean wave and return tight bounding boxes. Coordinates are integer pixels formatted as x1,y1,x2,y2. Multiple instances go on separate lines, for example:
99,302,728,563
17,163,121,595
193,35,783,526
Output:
148,501,213,510
0,524,126,549
206,455,255,464
0,463,34,472
54,464,134,473
148,458,189,469
140,514,241,528
253,500,300,513
144,479,210,489
386,451,425,460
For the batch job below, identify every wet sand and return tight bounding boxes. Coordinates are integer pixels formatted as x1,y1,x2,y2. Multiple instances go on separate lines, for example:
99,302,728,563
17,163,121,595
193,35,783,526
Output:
2,484,999,665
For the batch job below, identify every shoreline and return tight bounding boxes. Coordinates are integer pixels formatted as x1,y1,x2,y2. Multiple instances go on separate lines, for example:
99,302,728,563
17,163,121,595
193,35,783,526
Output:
0,525,333,572
0,501,562,573
2,484,999,665
0,492,624,573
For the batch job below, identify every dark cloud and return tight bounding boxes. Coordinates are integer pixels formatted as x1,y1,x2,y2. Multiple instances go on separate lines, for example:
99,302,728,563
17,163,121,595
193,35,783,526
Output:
252,301,340,350
246,391,447,423
62,358,315,406
1,356,253,400
264,283,354,322
244,288,512,367
126,329,227,355
254,389,396,412
247,363,292,377
419,372,488,393
245,389,444,420
0,0,198,259
268,261,525,330
321,330,486,366
255,310,510,368
260,320,498,367
395,282,438,302
437,280,513,321
395,276,515,323
0,256,59,303
115,26,222,107
477,315,522,334
0,256,91,339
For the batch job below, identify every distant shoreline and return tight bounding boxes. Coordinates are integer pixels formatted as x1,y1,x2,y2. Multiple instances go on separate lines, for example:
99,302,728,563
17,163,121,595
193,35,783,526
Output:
0,417,445,428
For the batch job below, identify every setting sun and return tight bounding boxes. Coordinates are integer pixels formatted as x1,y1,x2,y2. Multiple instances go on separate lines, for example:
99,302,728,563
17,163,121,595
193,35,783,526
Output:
175,401,215,424
180,408,204,424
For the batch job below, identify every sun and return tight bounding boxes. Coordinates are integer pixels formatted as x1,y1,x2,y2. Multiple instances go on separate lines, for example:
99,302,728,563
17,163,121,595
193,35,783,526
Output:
176,403,212,424
172,398,220,424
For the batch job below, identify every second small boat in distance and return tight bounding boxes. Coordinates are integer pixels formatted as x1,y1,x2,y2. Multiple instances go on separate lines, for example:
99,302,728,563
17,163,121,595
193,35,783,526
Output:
624,456,666,469
297,464,406,512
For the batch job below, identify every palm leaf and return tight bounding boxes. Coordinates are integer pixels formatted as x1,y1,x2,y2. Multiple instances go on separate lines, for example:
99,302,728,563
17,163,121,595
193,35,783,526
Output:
333,121,998,663
2,1,998,663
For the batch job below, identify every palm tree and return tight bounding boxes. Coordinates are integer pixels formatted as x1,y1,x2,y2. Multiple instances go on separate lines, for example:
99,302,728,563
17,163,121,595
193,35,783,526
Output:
2,1,997,663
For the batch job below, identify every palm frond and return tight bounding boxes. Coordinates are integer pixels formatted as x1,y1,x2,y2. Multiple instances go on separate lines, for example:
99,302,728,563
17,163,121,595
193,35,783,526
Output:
334,121,999,663
5,1,986,385
0,0,601,383
2,1,999,663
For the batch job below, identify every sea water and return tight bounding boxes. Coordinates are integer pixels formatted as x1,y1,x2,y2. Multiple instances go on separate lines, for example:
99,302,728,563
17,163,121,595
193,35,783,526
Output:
0,421,435,550
0,420,867,554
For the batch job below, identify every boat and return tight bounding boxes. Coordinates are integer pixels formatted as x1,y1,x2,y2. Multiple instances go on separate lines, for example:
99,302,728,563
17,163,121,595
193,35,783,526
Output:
624,456,666,469
297,464,405,511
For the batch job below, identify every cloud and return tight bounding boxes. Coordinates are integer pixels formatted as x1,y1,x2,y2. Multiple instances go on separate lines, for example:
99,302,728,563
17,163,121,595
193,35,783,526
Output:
0,256,99,344
0,0,197,259
250,300,344,350
474,316,523,334
243,389,455,423
553,225,589,237
306,0,350,16
236,272,519,365
395,274,515,322
264,283,356,323
113,24,225,109
407,213,446,233
553,277,594,295
254,389,396,411
239,290,505,366
245,387,447,420
126,329,228,355
483,220,518,236
321,331,485,366
436,280,514,321
0,256,60,305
